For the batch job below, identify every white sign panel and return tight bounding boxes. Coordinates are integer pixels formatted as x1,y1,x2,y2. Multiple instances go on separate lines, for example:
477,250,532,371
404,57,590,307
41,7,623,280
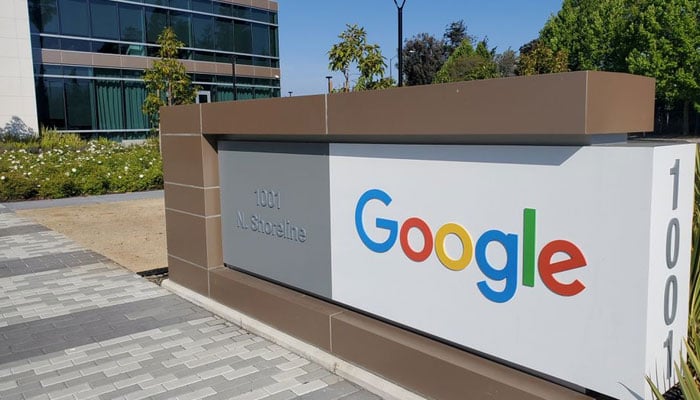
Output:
328,143,695,399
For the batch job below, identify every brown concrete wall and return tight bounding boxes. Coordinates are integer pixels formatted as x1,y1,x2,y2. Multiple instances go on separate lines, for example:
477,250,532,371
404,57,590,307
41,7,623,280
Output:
160,72,656,399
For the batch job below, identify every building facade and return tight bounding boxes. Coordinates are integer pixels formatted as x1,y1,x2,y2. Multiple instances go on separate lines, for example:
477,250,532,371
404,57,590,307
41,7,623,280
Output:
3,0,280,140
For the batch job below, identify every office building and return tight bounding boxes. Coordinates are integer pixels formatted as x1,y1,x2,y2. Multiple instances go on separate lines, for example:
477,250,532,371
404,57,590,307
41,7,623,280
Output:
1,0,280,140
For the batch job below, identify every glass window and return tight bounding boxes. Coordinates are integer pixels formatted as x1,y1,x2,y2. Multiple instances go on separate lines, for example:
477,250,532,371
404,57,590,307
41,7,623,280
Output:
251,9,267,23
251,23,269,56
143,0,166,5
95,80,125,130
269,12,277,24
122,69,142,78
169,11,191,47
191,0,211,13
234,20,251,54
120,43,146,56
62,66,91,76
192,14,214,49
193,74,213,82
42,64,63,75
272,88,280,97
29,0,59,33
37,78,66,128
193,51,215,62
215,2,232,16
145,8,167,43
252,57,269,67
237,86,253,100
92,41,120,54
232,5,251,19
254,87,271,99
59,0,89,36
124,83,148,129
170,0,188,9
65,79,96,130
94,68,121,78
119,4,144,42
214,18,233,52
90,0,118,39
269,26,278,57
236,56,253,66
41,36,61,49
61,38,91,52
215,87,234,102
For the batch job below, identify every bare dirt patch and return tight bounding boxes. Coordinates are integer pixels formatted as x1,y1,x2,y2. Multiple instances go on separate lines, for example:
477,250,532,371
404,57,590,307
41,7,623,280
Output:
16,198,166,273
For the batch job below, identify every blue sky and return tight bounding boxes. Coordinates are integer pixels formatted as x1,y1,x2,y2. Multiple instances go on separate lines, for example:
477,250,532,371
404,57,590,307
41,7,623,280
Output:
277,1,564,96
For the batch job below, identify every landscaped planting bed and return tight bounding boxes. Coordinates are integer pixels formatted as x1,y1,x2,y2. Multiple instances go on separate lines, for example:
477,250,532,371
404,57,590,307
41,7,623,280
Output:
0,132,162,201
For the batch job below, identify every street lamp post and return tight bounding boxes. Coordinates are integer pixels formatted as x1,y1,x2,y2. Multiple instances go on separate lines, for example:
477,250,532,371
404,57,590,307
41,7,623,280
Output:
288,91,293,97
325,76,333,94
392,0,407,87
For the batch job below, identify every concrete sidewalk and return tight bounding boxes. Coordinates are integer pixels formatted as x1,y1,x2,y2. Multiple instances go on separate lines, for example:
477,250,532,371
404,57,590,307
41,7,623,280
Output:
2,191,164,211
0,204,380,400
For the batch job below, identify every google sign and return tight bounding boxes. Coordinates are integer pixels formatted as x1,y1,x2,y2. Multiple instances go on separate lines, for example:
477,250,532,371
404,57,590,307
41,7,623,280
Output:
329,142,695,400
354,188,587,303
221,141,696,400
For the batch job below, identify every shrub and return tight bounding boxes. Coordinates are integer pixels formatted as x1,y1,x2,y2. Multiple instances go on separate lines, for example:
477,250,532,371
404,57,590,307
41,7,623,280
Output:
0,130,163,201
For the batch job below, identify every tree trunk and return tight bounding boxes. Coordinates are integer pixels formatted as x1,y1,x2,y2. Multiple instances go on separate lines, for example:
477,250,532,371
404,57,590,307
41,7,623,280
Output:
683,100,689,135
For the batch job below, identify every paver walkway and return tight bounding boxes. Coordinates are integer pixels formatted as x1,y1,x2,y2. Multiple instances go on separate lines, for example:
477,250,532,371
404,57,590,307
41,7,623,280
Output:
0,204,380,400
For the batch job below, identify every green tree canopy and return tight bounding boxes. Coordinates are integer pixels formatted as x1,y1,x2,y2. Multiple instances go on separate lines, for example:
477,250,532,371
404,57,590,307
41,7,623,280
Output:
537,0,700,133
443,20,470,57
516,39,569,76
402,33,446,86
495,48,518,77
142,27,198,130
434,39,498,83
328,24,392,92
625,0,700,133
540,0,626,71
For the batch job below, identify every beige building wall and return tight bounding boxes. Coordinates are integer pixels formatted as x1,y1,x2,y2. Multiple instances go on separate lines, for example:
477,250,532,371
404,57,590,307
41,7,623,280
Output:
0,0,38,134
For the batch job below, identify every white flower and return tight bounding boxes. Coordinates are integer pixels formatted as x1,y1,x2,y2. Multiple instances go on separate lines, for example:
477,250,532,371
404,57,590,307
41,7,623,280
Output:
139,174,144,178
0,176,5,180
71,168,76,173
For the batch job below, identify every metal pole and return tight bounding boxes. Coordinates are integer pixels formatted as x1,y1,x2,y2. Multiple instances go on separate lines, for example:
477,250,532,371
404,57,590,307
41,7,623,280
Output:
393,0,407,87
325,76,333,94
231,55,237,100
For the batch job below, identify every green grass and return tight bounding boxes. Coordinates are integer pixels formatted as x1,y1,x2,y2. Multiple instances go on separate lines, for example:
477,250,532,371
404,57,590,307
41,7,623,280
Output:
0,129,162,201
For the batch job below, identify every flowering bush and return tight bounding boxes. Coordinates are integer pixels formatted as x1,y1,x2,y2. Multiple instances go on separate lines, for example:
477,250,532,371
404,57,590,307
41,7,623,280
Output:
0,132,162,201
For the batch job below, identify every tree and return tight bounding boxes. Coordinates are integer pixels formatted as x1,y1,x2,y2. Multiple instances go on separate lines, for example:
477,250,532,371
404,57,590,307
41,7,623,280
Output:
495,48,517,77
538,0,700,134
443,20,470,57
539,0,626,72
328,24,390,92
516,39,569,76
142,27,198,130
402,33,446,86
625,0,700,135
434,39,499,83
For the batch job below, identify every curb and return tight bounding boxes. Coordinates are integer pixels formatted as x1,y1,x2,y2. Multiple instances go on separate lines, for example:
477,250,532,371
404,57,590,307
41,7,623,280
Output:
161,279,426,400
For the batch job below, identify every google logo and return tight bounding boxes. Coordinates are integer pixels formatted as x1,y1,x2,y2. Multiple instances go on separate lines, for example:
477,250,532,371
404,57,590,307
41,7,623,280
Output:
354,189,588,303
